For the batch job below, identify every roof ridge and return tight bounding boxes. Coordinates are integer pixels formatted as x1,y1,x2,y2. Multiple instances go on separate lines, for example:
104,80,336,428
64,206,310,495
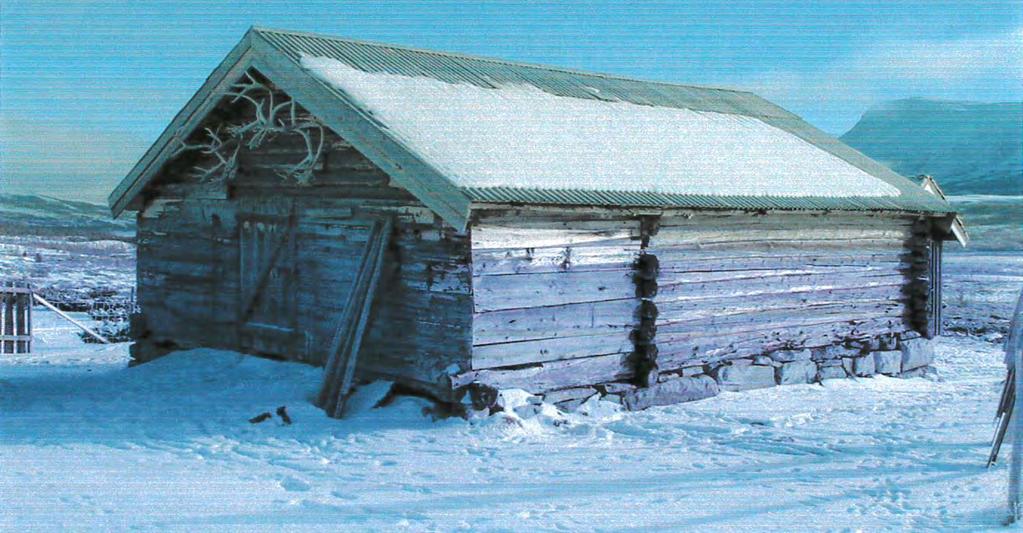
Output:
251,26,756,97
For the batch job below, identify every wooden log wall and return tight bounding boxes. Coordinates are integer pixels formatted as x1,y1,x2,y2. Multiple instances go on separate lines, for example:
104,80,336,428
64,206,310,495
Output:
135,85,471,400
470,211,644,374
649,213,915,371
136,186,239,352
461,209,923,395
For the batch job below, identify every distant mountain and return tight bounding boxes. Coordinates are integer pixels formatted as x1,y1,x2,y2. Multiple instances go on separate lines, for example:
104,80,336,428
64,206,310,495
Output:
0,194,133,241
840,98,1022,196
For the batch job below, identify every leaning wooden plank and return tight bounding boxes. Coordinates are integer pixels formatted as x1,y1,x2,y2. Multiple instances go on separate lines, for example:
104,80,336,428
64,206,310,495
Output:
318,217,393,418
330,218,392,419
33,294,110,344
1007,286,1023,520
317,220,380,411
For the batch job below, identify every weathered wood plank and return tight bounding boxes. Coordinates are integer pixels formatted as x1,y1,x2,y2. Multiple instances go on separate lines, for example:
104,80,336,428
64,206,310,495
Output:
656,272,907,302
472,244,641,276
473,298,638,345
473,269,635,312
472,330,633,370
654,284,906,325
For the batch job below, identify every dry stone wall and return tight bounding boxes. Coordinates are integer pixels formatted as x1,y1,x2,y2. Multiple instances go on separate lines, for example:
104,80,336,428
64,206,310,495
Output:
538,334,938,412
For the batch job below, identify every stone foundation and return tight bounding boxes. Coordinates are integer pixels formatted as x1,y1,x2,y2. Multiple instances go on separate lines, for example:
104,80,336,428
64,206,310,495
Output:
542,335,938,412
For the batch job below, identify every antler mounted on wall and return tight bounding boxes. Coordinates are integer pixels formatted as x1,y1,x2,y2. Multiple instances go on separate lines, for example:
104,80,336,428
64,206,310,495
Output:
173,72,326,184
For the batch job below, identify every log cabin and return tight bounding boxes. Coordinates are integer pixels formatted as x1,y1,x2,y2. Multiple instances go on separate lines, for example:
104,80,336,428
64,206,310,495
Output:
110,27,966,412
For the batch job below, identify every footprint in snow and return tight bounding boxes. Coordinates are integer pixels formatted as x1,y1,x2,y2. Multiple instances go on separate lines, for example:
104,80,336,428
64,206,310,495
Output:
331,489,360,500
279,476,312,492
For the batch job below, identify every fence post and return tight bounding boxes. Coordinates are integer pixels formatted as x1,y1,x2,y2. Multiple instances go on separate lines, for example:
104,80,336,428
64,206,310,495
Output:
0,281,33,354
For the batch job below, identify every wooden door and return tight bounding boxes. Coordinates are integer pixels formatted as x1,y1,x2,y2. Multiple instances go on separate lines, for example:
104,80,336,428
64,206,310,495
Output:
237,198,301,357
292,207,380,366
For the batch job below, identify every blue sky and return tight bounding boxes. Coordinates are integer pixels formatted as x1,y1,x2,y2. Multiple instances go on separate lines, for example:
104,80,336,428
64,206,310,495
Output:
1,0,1020,202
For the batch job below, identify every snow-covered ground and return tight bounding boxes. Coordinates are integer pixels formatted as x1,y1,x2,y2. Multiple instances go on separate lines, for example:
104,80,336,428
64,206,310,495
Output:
1,301,1019,531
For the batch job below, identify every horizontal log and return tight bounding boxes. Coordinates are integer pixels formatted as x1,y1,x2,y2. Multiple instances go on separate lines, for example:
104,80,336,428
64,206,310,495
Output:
472,330,633,370
650,227,912,248
473,298,638,345
656,264,907,286
656,301,904,340
472,223,640,250
472,300,904,371
456,315,910,394
656,272,907,302
649,238,910,255
655,284,906,324
473,268,635,312
472,243,642,276
454,352,633,394
654,252,908,273
473,282,906,346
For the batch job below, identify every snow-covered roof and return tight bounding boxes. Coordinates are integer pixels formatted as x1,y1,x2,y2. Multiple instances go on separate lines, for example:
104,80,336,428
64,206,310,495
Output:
110,27,954,228
302,56,898,199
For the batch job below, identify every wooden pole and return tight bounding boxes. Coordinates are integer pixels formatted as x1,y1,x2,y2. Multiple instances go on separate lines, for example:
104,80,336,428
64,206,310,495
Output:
1008,288,1023,521
33,294,110,344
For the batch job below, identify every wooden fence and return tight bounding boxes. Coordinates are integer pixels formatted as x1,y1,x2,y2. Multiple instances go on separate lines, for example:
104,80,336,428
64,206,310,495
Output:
0,281,32,354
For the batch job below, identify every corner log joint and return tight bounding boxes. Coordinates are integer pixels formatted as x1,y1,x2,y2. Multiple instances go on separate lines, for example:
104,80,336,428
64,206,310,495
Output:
632,215,661,387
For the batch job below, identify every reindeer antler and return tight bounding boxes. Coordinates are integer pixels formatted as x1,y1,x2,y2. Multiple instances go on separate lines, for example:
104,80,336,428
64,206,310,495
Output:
175,72,327,184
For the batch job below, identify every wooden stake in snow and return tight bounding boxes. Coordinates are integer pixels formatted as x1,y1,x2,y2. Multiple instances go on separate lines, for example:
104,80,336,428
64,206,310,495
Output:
33,294,110,345
1006,288,1023,521
989,368,1014,467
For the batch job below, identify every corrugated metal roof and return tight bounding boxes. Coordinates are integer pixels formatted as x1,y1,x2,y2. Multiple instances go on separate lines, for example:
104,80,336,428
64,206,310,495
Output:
253,27,951,215
110,27,954,224
461,186,928,212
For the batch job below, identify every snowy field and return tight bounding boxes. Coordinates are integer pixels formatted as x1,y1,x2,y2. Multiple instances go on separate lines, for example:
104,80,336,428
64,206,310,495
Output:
3,252,1022,532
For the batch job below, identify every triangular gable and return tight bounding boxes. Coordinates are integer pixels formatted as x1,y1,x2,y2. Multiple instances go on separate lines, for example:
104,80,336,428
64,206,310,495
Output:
108,28,472,229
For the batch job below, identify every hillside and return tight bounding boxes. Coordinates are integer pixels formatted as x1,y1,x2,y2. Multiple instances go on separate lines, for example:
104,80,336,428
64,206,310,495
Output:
0,193,132,240
0,194,135,305
840,98,1021,196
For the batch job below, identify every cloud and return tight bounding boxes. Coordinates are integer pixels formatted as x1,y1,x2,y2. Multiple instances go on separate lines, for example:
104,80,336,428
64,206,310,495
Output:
851,27,1022,87
729,27,1023,133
